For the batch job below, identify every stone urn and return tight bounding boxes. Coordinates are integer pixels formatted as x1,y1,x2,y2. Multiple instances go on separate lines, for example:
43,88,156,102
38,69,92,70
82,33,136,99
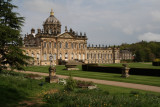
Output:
121,64,130,78
45,66,59,83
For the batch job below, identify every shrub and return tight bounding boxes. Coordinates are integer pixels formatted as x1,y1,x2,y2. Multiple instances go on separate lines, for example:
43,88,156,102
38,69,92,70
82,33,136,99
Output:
64,74,76,91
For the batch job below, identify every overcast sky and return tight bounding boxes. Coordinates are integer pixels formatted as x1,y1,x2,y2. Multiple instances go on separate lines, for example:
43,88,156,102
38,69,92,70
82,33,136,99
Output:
13,0,160,45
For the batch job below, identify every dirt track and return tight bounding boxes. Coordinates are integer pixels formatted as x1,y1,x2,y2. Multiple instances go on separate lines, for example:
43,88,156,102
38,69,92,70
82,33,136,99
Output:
16,70,160,93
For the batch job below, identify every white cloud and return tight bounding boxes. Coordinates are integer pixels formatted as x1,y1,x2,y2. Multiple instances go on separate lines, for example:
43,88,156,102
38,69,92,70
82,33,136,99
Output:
138,32,160,41
13,0,160,45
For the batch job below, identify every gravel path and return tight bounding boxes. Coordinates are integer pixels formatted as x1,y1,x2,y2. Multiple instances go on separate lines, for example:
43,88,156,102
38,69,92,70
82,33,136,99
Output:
17,71,160,93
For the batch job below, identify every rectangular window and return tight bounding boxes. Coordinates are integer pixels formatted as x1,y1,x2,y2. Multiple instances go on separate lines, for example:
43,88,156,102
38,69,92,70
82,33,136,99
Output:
54,54,56,60
60,43,62,48
75,44,77,49
44,54,47,60
65,42,68,48
87,54,89,59
54,43,56,48
79,44,81,49
71,43,73,49
44,42,46,48
71,53,74,59
49,42,51,48
37,53,39,59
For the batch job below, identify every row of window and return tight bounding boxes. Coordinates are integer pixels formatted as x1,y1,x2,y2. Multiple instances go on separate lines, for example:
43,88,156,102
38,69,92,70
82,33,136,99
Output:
87,53,113,59
26,53,40,60
26,52,118,61
43,53,85,60
43,42,86,49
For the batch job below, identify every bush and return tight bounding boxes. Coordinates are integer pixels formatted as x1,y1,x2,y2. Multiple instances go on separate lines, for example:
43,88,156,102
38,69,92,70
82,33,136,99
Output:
82,64,160,76
64,74,76,91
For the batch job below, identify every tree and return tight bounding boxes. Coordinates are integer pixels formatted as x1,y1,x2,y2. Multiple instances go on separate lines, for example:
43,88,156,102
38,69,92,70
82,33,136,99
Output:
0,0,31,71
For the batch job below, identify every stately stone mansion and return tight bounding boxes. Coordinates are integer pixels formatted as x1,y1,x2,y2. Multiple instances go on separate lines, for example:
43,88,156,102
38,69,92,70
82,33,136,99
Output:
22,10,123,65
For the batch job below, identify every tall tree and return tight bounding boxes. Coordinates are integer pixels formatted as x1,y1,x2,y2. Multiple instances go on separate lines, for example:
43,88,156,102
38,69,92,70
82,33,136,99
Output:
0,0,31,71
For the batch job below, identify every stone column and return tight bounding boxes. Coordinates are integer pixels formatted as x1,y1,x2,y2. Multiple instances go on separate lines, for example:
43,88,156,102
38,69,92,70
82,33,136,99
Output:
45,66,59,83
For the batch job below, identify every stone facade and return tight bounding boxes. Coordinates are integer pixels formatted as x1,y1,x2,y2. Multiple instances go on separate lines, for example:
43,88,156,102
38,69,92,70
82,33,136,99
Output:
120,49,133,60
22,10,121,65
86,46,120,64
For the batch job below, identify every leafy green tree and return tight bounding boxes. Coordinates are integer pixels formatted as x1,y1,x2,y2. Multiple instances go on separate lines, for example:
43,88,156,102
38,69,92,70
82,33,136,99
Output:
120,41,160,62
0,0,31,71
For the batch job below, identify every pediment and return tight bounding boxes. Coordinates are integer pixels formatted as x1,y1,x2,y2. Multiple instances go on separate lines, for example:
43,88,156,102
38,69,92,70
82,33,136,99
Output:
58,33,74,38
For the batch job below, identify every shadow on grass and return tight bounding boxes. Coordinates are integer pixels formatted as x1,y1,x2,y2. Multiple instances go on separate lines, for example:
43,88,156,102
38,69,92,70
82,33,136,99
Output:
0,85,29,106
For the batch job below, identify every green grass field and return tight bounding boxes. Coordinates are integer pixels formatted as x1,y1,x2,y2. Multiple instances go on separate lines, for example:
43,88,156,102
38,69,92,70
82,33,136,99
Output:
1,70,159,106
24,64,160,87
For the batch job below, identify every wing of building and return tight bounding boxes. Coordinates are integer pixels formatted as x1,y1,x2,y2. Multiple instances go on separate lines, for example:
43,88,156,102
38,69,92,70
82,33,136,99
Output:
22,10,122,66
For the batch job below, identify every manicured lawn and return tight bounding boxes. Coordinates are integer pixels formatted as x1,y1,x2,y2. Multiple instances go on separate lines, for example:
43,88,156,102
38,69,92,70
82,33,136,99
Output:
100,62,160,69
24,65,160,87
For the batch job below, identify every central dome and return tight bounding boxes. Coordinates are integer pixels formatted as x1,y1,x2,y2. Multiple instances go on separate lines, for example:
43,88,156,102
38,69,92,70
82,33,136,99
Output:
44,9,61,24
43,9,61,35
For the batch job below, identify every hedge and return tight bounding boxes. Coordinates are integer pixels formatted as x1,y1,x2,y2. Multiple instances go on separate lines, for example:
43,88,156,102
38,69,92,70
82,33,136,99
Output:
152,62,160,66
82,64,160,77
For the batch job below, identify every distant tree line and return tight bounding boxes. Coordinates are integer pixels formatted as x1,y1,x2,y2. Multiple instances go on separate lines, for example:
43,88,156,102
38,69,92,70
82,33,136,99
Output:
119,41,160,62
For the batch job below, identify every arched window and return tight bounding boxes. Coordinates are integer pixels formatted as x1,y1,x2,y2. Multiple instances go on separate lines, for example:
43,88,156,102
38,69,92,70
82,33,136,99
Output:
65,53,68,59
48,29,51,34
32,53,34,57
37,53,39,59
83,54,85,60
75,54,77,59
54,54,56,60
79,54,81,60
60,53,62,59
71,53,74,59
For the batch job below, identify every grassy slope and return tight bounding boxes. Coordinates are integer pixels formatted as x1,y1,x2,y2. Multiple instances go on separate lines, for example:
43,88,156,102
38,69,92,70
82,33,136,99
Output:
25,65,160,87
